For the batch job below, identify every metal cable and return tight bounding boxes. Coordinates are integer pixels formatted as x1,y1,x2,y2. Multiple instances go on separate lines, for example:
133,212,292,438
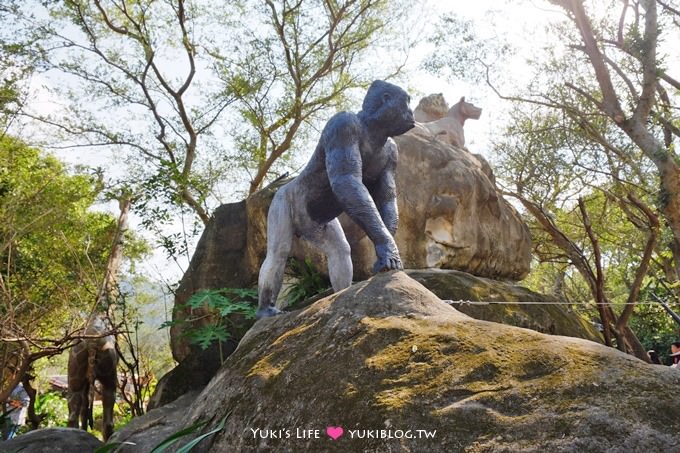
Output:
442,300,676,306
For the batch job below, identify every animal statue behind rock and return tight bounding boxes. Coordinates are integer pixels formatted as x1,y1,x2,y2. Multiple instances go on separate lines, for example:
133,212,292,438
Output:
256,80,415,319
67,315,117,440
421,96,482,148
413,93,449,123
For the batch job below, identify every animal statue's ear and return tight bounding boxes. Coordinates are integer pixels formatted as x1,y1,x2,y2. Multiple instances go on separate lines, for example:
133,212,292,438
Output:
460,96,465,102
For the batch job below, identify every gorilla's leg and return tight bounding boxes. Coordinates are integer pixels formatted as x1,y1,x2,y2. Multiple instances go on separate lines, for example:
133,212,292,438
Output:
308,219,353,292
257,190,294,319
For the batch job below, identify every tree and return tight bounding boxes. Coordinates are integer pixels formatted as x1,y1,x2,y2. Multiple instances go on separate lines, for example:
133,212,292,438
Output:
214,0,413,194
424,0,680,359
6,0,416,238
12,0,235,225
481,0,679,277
0,136,147,403
545,0,680,277
0,1,41,136
520,192,656,358
491,106,658,357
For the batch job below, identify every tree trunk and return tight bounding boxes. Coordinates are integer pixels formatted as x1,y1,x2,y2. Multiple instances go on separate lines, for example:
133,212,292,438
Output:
622,121,680,263
95,196,132,312
21,372,44,429
515,194,649,359
0,341,30,405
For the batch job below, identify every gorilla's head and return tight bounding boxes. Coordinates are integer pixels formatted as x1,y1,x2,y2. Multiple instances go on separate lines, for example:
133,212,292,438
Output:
361,80,415,137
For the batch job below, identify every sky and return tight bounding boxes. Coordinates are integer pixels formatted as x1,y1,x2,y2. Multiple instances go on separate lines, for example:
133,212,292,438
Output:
24,0,565,162
417,1,568,150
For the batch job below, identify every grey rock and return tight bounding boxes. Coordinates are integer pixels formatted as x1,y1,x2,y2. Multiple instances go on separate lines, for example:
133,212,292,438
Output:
0,428,102,453
406,269,602,343
161,272,680,452
107,391,200,453
147,339,238,411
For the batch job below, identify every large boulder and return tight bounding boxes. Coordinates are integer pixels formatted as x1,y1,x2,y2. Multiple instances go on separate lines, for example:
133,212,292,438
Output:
358,132,530,279
0,428,102,452
405,269,602,343
132,272,679,452
148,339,239,410
160,268,600,407
169,201,255,361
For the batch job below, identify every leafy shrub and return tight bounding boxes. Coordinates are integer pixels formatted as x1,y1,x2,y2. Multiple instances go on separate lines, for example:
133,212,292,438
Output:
34,391,68,428
283,258,331,307
161,288,257,353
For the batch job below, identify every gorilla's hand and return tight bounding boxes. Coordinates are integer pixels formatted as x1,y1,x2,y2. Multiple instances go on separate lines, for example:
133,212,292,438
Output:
256,305,283,320
373,241,403,273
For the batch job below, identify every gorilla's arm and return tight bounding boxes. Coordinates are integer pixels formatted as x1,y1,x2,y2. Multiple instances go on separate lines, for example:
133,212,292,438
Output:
371,139,398,236
326,144,393,247
325,131,402,272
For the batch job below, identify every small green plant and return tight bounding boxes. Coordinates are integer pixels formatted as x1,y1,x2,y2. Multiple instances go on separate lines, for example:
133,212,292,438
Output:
34,391,69,428
113,402,134,431
161,288,257,354
150,413,229,453
283,258,331,307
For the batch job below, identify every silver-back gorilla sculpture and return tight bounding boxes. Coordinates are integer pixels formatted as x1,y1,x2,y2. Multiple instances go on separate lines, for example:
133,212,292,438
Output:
257,80,415,318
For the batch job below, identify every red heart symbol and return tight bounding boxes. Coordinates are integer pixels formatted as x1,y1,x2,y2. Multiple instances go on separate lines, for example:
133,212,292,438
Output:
326,426,344,440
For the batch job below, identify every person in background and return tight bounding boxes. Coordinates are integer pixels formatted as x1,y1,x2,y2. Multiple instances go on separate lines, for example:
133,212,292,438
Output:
647,350,662,365
670,341,680,369
4,382,29,439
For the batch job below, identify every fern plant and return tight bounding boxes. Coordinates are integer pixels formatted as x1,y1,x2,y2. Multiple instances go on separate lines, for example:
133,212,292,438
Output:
161,288,257,360
283,258,331,307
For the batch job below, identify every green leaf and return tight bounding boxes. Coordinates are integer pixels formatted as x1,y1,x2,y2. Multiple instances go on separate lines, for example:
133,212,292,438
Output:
188,325,230,350
218,301,255,317
149,419,210,453
179,287,257,349
186,290,226,309
176,414,230,453
159,319,180,329
228,288,258,300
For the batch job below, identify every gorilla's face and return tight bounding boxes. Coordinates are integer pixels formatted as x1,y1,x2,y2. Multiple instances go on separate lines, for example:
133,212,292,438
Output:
386,92,416,137
383,91,415,137
363,81,415,137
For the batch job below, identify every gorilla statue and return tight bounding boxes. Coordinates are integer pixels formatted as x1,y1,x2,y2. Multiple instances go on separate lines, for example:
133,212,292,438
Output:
257,80,415,319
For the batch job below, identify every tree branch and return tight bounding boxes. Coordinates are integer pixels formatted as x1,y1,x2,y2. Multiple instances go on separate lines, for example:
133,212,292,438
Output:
632,0,658,124
615,194,659,331
552,0,626,122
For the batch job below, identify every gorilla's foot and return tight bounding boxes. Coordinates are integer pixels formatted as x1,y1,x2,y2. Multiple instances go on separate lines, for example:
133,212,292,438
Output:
256,305,283,320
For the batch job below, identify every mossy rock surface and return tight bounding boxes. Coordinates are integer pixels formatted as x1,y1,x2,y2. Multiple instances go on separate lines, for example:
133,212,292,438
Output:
407,269,602,343
162,272,680,452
